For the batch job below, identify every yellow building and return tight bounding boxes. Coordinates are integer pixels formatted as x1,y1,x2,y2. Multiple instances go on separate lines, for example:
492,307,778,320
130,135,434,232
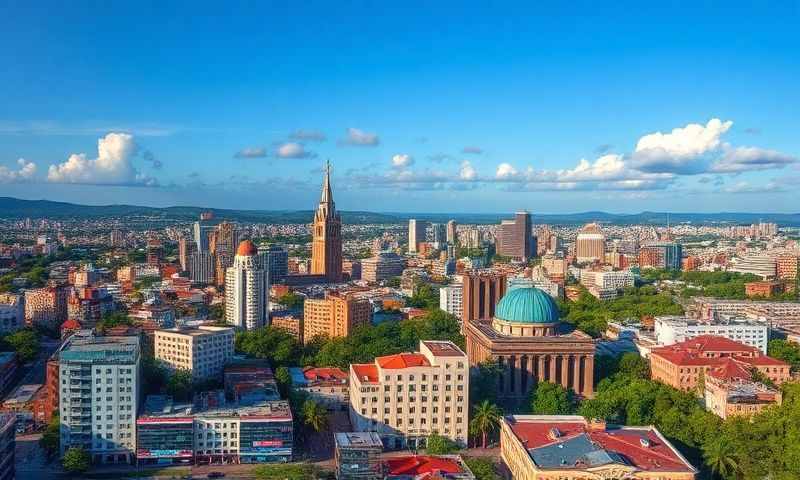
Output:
154,326,235,379
303,292,371,344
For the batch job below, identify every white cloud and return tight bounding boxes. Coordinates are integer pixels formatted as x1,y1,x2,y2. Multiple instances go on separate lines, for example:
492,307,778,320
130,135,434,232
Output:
341,128,379,146
391,154,414,168
496,163,518,179
722,181,783,194
710,146,797,173
276,142,316,159
0,158,37,183
47,132,156,186
234,147,267,159
459,161,476,180
633,118,732,174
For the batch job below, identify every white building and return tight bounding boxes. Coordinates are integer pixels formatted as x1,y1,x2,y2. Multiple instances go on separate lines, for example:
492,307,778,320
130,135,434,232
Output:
57,332,140,464
729,255,777,279
439,284,463,321
0,293,23,333
225,240,269,330
349,340,469,449
408,219,428,253
154,326,235,379
654,316,769,354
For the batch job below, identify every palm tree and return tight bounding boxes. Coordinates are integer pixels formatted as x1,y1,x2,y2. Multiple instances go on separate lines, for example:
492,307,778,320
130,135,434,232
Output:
302,400,329,433
703,437,739,479
469,400,503,448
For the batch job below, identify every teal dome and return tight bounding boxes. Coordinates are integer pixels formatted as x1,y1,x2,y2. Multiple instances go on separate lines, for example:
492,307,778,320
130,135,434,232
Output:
495,287,560,324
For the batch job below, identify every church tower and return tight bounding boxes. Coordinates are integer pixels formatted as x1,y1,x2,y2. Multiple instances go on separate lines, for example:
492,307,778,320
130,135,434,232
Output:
311,160,343,282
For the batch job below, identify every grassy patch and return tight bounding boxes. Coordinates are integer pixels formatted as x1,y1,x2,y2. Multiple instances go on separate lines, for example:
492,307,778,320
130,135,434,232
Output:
254,463,333,480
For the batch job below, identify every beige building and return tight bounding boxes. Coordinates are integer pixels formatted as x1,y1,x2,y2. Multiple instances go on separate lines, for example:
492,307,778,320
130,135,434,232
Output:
575,223,606,263
24,286,69,328
500,415,697,480
303,292,371,343
154,326,235,379
349,340,469,449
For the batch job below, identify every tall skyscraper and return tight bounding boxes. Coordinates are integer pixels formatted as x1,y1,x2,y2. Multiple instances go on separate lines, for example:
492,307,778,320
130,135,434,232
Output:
259,244,289,284
408,219,428,253
311,161,343,282
225,240,269,330
193,211,215,253
446,220,458,245
178,235,193,272
575,223,606,263
496,211,533,261
212,221,238,286
188,252,214,284
432,223,447,247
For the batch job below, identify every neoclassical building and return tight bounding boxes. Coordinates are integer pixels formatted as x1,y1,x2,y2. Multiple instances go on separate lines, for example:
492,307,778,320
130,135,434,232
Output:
465,286,595,402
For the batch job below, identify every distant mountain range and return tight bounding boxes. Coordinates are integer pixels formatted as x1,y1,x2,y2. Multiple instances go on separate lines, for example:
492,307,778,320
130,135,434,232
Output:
2,197,800,226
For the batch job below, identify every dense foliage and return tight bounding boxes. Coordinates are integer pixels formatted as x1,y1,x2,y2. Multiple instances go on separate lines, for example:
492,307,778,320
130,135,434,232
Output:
406,282,440,309
768,339,800,373
558,286,684,337
277,292,305,310
463,457,500,480
0,327,40,362
62,447,91,473
529,381,576,415
95,311,132,334
643,269,797,300
425,433,461,454
253,464,332,480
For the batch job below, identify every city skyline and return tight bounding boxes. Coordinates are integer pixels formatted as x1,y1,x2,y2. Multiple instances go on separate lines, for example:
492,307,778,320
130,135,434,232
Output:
1,3,799,213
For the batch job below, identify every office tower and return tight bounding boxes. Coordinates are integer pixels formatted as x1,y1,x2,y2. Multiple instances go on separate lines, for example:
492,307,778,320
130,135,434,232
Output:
303,292,371,343
638,242,683,271
575,223,606,263
311,161,343,282
211,221,238,286
259,244,289,284
408,219,428,253
461,271,507,324
349,340,469,448
109,229,126,248
496,211,533,261
188,251,215,284
446,220,458,245
58,333,140,464
0,413,14,480
225,240,269,330
463,228,481,248
24,286,69,328
193,211,215,253
0,293,24,333
432,223,447,246
154,326,235,379
145,235,163,266
361,252,406,283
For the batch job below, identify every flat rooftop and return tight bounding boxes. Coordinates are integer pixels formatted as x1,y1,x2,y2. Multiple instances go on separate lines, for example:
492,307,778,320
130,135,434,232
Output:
334,431,383,449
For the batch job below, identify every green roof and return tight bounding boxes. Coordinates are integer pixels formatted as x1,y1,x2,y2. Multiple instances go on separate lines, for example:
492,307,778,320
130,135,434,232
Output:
495,287,560,324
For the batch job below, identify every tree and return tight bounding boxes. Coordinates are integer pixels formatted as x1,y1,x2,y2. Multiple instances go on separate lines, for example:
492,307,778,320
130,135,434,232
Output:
236,326,302,368
463,457,500,480
277,292,305,310
703,438,739,479
469,400,502,448
302,399,329,433
1,328,39,362
425,433,461,454
208,303,225,320
39,415,60,457
470,360,501,404
95,311,132,334
275,366,291,397
617,352,650,380
62,446,91,474
165,369,194,402
768,339,800,372
530,381,575,415
141,355,168,395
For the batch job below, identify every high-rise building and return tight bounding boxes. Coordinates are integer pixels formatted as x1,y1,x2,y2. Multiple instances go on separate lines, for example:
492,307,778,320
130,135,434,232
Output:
408,219,428,253
109,229,126,248
461,271,507,324
496,212,533,261
154,326,235,379
225,240,269,330
303,292,371,343
311,161,343,282
432,223,447,247
0,413,14,480
349,341,469,449
638,242,683,271
776,255,798,280
361,252,406,283
178,235,193,272
146,235,163,266
575,223,606,263
24,286,69,328
0,294,23,333
259,244,289,284
462,228,482,248
193,212,215,253
439,284,463,322
212,221,238,286
58,333,140,464
188,251,215,284
446,220,458,245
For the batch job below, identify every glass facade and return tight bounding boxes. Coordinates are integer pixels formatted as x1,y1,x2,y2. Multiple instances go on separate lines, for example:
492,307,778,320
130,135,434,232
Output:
136,420,194,465
238,420,293,463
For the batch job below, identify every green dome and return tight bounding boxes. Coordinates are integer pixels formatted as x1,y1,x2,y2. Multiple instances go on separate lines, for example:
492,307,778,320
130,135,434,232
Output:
495,287,560,324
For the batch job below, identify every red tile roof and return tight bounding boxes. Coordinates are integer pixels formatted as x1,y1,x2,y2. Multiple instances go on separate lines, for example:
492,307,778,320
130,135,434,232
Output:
352,363,378,383
385,455,464,476
377,353,430,369
61,319,81,330
651,335,788,370
304,367,348,381
506,417,695,473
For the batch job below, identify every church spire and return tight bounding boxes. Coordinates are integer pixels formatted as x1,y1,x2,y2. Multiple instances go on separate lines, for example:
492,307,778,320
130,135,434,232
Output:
320,159,333,205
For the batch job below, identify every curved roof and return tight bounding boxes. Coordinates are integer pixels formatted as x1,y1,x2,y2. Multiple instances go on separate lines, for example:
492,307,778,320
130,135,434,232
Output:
236,240,258,256
495,287,560,324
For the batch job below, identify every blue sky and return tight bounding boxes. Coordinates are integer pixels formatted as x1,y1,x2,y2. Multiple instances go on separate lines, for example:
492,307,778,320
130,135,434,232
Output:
1,2,799,213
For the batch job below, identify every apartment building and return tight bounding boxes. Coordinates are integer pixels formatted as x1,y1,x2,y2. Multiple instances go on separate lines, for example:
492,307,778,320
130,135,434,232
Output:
654,316,769,353
0,293,23,333
349,340,469,449
24,285,69,328
289,367,349,409
58,332,140,464
439,284,463,321
154,326,235,380
303,292,371,344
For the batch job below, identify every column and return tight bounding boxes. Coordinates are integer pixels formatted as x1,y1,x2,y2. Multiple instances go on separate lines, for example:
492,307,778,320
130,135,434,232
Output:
572,355,582,393
549,355,557,382
537,355,546,382
561,355,570,389
583,355,594,397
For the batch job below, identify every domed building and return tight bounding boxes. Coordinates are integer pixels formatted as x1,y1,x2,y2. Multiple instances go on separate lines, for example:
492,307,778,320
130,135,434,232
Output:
465,286,595,403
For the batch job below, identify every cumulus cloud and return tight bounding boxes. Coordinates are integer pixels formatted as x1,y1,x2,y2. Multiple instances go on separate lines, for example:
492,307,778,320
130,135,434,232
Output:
710,147,797,173
495,163,518,179
234,147,267,159
276,142,316,159
289,129,326,142
462,146,483,155
391,154,414,168
0,158,37,183
722,181,783,194
632,118,732,174
340,128,379,146
459,161,476,180
47,133,157,186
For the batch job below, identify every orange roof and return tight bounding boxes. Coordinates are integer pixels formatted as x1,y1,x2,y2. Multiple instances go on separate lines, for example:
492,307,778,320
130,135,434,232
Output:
706,358,753,381
385,455,464,476
61,319,81,330
236,239,258,256
304,367,348,381
651,335,788,370
352,364,378,383
376,353,430,369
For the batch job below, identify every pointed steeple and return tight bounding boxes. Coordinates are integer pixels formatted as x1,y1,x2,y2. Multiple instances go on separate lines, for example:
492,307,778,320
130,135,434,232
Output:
320,159,333,205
